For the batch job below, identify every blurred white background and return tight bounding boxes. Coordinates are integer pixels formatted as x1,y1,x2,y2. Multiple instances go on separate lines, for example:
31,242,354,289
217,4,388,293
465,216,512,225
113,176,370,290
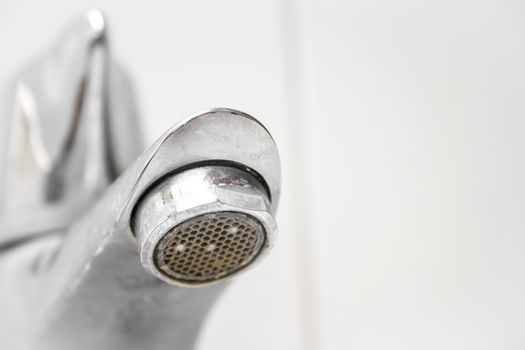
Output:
2,0,525,349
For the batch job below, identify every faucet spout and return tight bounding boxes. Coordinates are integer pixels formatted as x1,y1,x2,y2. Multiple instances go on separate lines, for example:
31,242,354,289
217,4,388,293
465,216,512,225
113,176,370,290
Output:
0,11,281,350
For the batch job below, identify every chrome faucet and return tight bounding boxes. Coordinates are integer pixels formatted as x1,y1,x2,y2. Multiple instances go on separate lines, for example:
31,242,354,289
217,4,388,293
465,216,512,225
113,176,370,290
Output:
0,9,280,350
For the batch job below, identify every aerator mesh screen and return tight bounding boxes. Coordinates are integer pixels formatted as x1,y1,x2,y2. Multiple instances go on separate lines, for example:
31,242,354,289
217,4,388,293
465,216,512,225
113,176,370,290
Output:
154,211,265,283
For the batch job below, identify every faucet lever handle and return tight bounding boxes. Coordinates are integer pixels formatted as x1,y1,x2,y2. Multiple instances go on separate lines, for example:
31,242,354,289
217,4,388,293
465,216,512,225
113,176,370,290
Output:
0,9,143,245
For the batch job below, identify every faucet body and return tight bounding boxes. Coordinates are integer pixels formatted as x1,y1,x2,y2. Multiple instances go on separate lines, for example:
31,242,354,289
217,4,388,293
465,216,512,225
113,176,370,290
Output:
0,10,280,350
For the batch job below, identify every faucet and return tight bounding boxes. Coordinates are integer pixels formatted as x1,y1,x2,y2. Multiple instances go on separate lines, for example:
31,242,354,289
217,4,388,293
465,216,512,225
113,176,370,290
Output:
0,9,281,350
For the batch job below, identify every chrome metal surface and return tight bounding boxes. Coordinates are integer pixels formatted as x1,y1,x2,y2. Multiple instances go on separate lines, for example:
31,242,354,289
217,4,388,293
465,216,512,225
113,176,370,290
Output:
133,166,277,287
0,108,280,350
0,9,281,350
0,9,143,248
